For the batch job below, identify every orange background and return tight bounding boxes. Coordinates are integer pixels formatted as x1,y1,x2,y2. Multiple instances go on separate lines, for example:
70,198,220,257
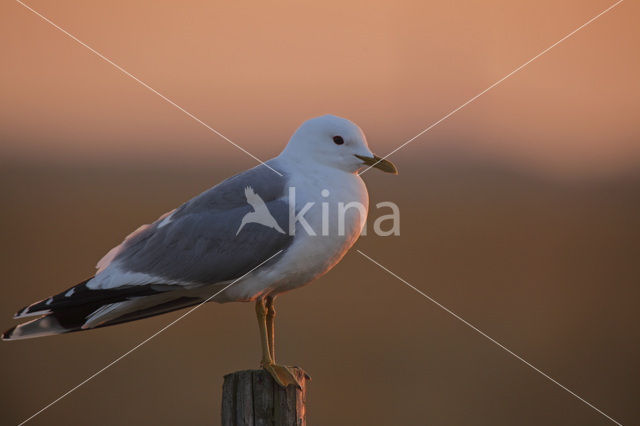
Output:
1,1,639,425
1,0,639,177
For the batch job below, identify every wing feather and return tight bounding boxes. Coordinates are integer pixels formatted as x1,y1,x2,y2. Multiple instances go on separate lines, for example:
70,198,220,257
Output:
91,163,292,290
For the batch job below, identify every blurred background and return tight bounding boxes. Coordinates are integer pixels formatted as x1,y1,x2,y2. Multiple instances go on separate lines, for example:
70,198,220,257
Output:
1,0,638,424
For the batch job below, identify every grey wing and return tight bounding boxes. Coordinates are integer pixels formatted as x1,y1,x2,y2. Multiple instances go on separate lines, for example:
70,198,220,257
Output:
2,164,294,339
93,163,292,289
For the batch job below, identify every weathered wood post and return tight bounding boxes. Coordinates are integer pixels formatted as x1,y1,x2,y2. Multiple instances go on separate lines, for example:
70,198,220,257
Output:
221,368,309,426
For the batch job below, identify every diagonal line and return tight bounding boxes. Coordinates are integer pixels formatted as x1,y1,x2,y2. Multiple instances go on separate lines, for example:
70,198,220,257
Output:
15,0,283,177
359,0,624,175
356,250,623,425
17,250,283,426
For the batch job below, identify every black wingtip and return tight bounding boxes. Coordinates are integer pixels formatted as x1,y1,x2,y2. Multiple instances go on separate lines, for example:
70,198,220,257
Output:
13,306,28,319
2,326,16,341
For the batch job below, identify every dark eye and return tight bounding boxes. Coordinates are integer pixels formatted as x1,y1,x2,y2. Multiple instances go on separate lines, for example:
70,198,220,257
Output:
333,136,344,145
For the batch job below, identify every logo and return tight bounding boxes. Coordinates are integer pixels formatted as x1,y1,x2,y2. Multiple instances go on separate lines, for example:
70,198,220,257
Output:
236,186,400,237
236,187,286,236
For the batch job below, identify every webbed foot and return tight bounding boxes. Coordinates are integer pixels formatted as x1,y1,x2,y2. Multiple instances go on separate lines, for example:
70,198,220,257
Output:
262,363,302,389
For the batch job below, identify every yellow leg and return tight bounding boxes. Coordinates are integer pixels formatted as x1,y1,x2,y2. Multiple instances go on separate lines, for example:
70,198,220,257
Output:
266,296,276,361
255,298,301,389
256,299,271,366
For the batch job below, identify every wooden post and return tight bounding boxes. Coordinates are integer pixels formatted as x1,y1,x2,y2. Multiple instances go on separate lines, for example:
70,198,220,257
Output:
221,368,309,426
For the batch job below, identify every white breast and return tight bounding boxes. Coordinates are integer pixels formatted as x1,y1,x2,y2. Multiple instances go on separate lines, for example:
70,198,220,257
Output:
221,165,369,301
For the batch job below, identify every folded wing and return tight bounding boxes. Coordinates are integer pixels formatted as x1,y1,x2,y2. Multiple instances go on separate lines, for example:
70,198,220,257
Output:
3,164,292,340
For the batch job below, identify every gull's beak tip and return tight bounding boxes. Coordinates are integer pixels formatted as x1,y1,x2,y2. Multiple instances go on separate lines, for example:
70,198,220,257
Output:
388,161,399,175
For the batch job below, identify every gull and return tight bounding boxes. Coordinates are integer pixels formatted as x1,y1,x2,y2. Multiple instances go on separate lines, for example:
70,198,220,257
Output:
2,114,397,388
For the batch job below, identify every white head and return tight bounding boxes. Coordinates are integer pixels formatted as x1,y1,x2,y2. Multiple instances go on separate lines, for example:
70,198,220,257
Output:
279,114,397,174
